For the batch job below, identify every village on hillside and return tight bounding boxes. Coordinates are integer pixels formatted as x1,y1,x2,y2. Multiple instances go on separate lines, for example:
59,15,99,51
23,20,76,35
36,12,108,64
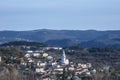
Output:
0,45,97,80
0,41,119,80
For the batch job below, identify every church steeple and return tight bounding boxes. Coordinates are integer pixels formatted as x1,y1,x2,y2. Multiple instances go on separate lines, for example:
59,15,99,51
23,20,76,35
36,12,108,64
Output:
61,50,66,63
61,50,69,65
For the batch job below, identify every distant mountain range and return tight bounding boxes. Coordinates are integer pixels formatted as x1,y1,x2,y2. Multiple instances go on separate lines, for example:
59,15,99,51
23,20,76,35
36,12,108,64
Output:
0,29,120,48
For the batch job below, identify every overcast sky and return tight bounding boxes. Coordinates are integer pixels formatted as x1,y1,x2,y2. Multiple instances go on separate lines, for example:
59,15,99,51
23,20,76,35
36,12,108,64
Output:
0,0,120,31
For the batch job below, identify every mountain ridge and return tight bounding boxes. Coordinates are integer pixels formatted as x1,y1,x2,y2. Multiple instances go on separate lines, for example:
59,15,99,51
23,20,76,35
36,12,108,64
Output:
0,29,120,48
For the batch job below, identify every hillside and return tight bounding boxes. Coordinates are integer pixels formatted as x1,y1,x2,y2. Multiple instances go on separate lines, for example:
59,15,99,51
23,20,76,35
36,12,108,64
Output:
0,41,46,47
0,29,120,48
79,39,120,49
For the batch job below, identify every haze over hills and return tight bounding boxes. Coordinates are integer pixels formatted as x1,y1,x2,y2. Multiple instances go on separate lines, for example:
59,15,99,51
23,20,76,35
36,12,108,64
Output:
0,29,120,48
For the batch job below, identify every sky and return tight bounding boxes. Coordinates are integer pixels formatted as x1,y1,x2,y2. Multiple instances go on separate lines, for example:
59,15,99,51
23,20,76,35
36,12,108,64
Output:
0,0,120,31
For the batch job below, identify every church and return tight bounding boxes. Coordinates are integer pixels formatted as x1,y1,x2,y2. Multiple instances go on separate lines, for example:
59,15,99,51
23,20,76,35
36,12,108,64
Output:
61,50,69,65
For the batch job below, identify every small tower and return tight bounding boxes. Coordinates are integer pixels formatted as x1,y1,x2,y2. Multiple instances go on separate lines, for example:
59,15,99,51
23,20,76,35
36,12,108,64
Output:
61,50,69,65
0,56,2,62
61,50,66,64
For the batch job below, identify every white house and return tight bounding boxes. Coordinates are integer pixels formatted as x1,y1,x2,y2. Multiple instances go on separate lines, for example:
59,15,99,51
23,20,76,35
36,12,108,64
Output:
33,53,40,57
25,53,31,58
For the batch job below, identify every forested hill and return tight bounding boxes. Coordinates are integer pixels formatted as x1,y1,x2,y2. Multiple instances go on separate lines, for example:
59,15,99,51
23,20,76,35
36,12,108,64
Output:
0,29,120,48
0,41,46,47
